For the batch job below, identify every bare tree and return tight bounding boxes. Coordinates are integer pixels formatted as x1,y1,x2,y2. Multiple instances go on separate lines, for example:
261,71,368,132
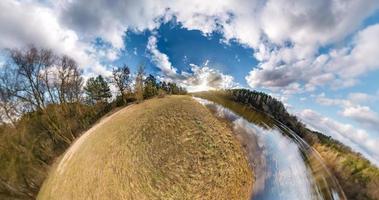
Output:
10,47,55,110
0,46,84,130
112,65,131,104
56,56,83,104
7,47,83,111
67,64,84,103
0,65,21,126
134,65,144,102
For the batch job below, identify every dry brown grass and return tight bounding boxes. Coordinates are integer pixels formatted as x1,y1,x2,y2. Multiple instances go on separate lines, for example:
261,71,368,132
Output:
314,143,379,200
37,95,253,200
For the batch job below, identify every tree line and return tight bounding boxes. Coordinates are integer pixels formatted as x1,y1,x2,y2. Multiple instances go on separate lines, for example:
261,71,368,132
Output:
84,65,186,105
0,46,186,199
0,46,187,124
225,88,328,144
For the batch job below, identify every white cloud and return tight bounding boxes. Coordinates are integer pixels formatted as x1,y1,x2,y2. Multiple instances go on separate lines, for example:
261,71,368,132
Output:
348,92,374,104
182,63,238,92
56,0,261,49
299,109,379,166
260,0,378,46
326,24,379,79
315,93,379,133
57,0,168,49
146,35,178,78
316,95,351,107
243,0,379,94
0,0,111,77
246,23,379,93
3,0,379,94
56,0,379,58
146,36,238,92
341,105,379,131
133,48,138,56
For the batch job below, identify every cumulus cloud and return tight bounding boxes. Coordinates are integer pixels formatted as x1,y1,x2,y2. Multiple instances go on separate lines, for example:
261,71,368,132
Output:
0,0,111,76
246,23,379,93
182,63,238,92
315,94,351,107
56,0,260,48
145,36,237,92
260,0,378,46
57,0,169,49
348,92,375,104
146,35,178,78
298,109,379,166
154,62,238,93
56,0,379,61
341,106,379,131
315,93,379,133
317,92,377,107
243,0,379,94
326,24,379,79
3,0,379,93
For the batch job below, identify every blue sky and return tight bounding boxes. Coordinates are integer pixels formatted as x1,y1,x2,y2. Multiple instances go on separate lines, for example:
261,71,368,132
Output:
117,22,257,86
0,0,379,166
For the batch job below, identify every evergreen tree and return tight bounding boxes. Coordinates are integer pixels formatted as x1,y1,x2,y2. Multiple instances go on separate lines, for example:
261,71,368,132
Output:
84,75,112,103
143,74,158,98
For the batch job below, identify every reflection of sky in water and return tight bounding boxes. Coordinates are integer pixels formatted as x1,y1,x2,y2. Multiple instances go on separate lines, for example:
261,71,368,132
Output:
194,97,317,200
236,119,313,200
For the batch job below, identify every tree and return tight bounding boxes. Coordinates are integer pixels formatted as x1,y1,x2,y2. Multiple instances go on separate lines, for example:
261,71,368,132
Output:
157,81,187,95
9,47,55,110
0,66,21,126
55,56,83,104
112,65,130,104
6,47,84,112
84,75,112,103
159,81,168,92
143,74,158,98
134,65,144,102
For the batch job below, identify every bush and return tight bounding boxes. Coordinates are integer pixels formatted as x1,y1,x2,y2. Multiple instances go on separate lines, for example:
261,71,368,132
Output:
158,89,166,98
0,102,116,199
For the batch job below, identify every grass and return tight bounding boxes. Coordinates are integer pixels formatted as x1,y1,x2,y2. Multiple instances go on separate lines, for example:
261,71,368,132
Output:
37,95,253,200
314,143,379,200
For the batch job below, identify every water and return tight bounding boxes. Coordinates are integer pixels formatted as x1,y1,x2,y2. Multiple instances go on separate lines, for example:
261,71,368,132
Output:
193,97,346,200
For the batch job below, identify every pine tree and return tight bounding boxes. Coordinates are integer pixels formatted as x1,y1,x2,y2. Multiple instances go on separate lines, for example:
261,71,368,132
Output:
143,74,158,98
84,75,112,103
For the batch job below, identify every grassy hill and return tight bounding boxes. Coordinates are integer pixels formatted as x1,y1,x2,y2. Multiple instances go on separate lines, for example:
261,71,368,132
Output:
38,95,253,200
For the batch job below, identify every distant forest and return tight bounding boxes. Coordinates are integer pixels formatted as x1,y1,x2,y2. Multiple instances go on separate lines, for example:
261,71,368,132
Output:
0,46,186,199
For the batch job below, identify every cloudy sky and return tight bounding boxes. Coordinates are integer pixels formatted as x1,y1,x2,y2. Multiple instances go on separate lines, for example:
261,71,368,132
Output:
1,0,379,166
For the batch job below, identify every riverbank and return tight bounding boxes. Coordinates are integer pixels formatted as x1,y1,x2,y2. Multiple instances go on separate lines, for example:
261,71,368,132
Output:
193,90,379,200
193,96,345,200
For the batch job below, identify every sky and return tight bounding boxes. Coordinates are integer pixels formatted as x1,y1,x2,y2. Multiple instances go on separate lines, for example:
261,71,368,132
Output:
0,0,379,166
